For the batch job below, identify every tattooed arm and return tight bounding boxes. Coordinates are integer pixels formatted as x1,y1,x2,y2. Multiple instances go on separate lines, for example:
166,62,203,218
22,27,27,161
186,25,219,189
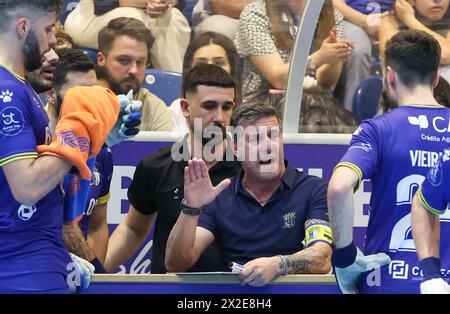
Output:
63,223,96,262
236,242,332,287
280,242,332,274
236,219,332,287
281,218,333,274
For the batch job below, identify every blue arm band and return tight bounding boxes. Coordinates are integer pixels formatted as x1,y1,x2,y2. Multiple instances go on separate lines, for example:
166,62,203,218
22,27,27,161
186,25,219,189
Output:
90,257,107,274
332,242,357,268
420,257,442,280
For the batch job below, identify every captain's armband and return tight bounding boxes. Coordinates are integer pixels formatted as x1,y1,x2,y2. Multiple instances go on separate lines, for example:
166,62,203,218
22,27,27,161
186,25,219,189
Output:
303,219,333,247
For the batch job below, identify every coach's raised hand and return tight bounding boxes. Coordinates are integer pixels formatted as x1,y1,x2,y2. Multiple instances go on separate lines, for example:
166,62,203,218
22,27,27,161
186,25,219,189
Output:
183,158,231,209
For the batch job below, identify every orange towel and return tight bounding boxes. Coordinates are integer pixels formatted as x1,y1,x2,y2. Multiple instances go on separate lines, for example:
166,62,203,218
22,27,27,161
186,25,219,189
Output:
38,86,119,179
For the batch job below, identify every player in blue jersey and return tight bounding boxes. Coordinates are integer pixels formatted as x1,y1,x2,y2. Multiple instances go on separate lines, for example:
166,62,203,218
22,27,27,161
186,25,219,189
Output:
412,147,450,294
47,48,114,271
0,0,119,293
328,30,450,294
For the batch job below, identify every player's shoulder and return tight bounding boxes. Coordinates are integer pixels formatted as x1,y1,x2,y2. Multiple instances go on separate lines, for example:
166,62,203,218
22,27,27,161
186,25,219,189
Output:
0,77,27,101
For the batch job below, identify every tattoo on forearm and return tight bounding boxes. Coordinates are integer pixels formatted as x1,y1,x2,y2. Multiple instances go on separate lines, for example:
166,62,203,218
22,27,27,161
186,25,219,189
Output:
63,224,95,261
284,247,330,274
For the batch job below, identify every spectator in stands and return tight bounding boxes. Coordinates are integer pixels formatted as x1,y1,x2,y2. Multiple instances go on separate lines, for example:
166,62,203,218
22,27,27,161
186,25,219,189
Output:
192,0,253,41
104,64,241,274
64,0,191,73
97,17,173,131
333,0,394,111
235,0,353,103
165,102,333,286
169,32,241,134
379,0,450,83
55,29,75,49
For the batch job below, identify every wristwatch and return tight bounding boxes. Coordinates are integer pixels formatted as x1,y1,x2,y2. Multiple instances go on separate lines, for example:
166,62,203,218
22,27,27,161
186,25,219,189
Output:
180,198,202,216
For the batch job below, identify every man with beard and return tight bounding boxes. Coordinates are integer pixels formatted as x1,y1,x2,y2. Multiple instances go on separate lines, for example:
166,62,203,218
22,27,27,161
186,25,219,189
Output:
165,102,333,286
97,17,173,132
25,48,59,94
104,64,241,273
0,0,119,292
328,30,450,294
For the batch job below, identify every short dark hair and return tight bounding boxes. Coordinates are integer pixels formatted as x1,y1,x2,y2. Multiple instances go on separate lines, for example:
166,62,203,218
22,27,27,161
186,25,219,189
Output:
53,48,95,93
182,63,236,99
385,30,441,88
0,0,62,31
231,101,281,128
98,17,154,62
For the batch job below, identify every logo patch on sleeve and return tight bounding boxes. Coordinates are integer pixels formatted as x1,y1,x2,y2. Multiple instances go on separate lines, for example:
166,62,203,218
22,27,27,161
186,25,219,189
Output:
0,90,13,103
0,106,24,136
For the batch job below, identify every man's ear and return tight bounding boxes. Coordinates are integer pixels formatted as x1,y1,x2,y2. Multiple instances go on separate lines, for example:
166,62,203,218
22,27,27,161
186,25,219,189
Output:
432,73,440,88
97,52,106,66
16,18,29,39
386,66,396,90
180,99,190,118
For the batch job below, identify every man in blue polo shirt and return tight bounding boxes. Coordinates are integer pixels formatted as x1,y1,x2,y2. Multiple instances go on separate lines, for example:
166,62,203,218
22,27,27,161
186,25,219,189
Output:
412,147,450,294
166,102,333,286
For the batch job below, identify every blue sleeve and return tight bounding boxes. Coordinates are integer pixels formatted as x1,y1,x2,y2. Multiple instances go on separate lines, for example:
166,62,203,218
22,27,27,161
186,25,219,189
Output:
418,148,450,215
0,81,38,166
305,178,329,222
98,146,113,204
198,200,218,236
336,121,379,189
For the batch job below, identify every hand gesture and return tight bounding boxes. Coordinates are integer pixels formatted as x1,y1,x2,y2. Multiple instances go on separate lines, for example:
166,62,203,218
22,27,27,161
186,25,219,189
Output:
183,158,231,209
395,0,416,26
145,0,171,18
314,33,353,66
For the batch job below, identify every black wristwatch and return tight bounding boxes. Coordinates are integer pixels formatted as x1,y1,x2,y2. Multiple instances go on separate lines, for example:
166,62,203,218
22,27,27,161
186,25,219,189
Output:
180,198,202,216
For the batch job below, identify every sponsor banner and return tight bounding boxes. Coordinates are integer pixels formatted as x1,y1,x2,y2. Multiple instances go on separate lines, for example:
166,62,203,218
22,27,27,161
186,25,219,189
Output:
108,141,369,273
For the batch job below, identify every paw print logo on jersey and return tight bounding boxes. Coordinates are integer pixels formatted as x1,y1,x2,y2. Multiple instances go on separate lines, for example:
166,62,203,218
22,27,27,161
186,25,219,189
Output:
0,90,13,103
18,204,37,221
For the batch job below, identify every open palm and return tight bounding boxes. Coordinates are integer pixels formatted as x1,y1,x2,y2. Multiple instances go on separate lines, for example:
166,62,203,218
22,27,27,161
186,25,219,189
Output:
183,158,231,208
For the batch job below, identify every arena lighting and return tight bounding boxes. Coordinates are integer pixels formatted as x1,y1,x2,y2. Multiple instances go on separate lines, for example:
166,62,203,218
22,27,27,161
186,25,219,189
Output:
283,0,325,133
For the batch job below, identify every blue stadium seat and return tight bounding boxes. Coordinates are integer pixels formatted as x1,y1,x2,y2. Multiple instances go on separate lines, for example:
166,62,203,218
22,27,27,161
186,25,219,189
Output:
60,0,80,24
142,69,182,105
182,0,197,25
352,76,383,122
76,47,98,63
